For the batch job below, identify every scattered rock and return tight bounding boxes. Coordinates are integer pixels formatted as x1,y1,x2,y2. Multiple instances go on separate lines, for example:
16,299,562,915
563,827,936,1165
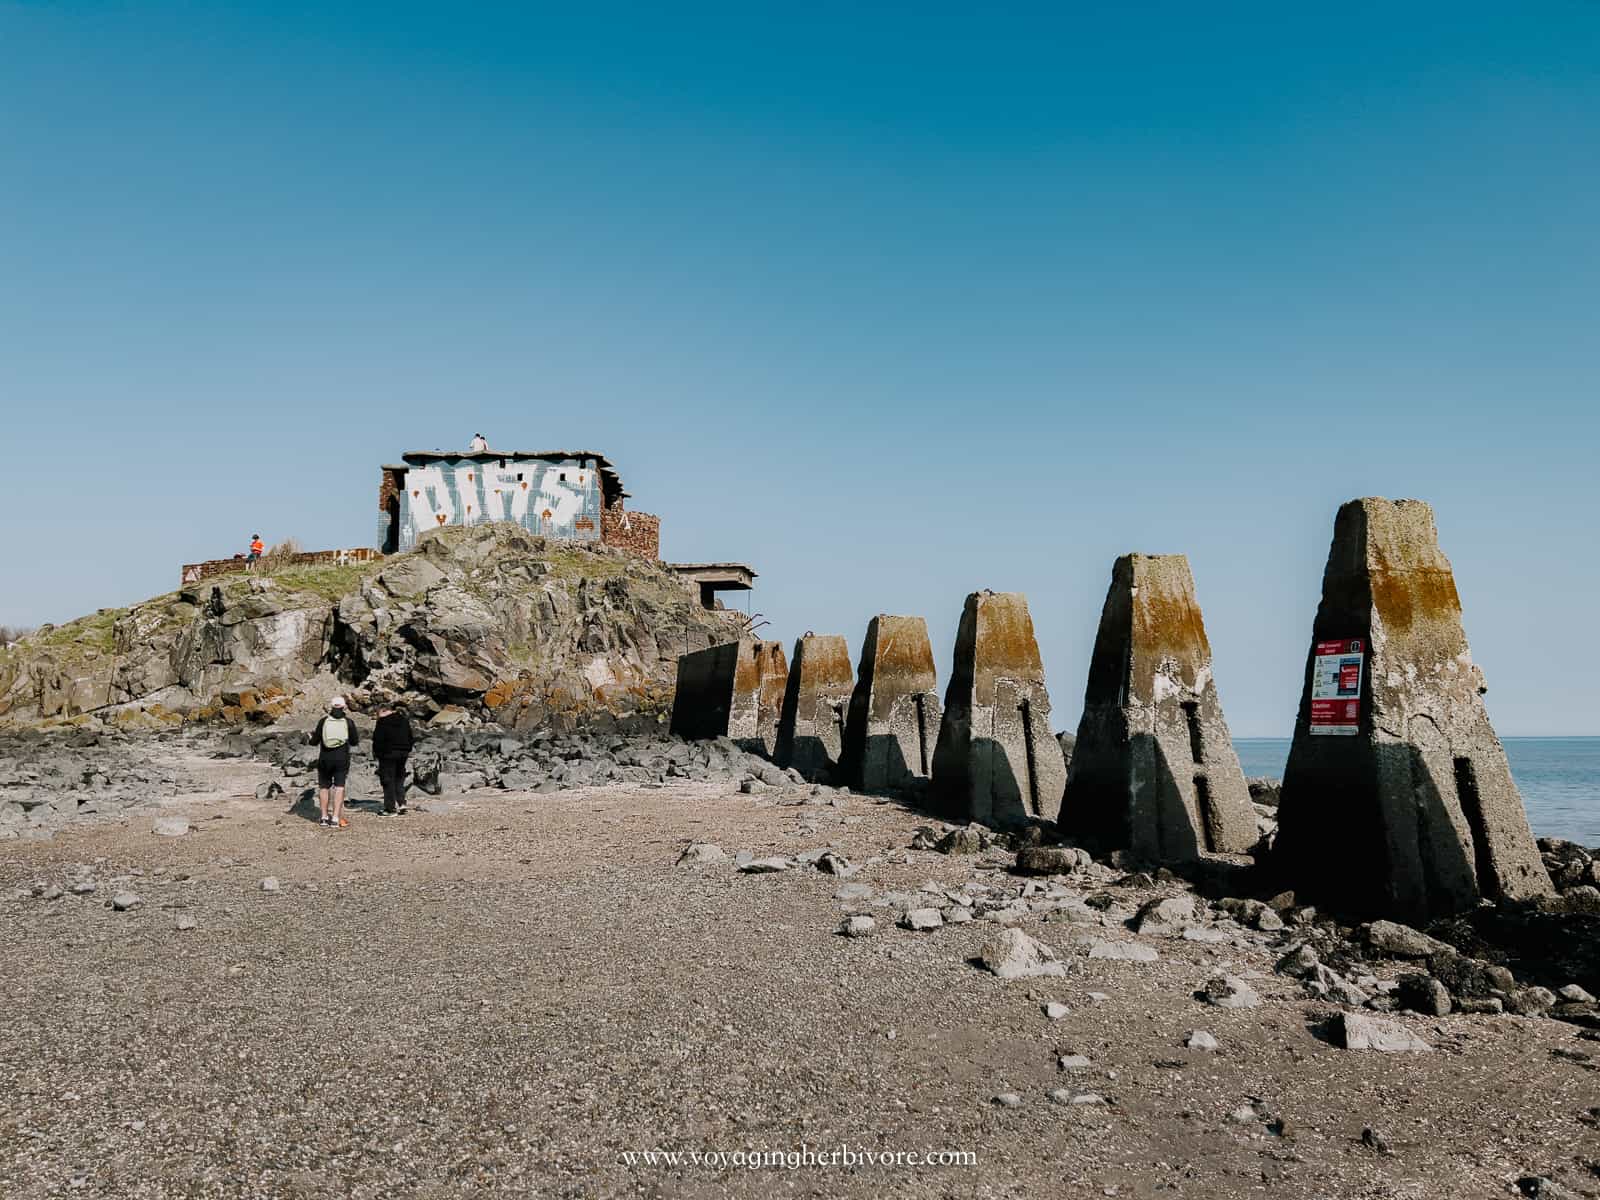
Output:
110,890,141,911
675,843,727,866
1395,973,1453,1017
816,851,857,877
1362,920,1449,959
1276,944,1320,978
1185,1030,1219,1052
1335,1012,1431,1052
936,828,984,855
1506,986,1557,1017
992,1092,1022,1109
1518,1177,1582,1200
1558,984,1597,1004
1086,939,1159,963
260,877,281,893
738,857,792,874
900,908,944,932
840,915,876,938
152,817,190,837
1015,846,1089,875
1058,1054,1092,1069
1043,1002,1070,1020
175,914,197,931
1198,975,1261,1009
978,928,1068,980
1131,895,1195,935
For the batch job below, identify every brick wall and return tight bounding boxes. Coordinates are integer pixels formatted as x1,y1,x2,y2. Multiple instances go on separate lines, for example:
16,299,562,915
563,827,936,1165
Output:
601,506,661,560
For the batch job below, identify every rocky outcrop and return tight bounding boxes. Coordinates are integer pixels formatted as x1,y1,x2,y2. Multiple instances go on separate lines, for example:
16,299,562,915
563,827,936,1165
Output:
0,525,734,733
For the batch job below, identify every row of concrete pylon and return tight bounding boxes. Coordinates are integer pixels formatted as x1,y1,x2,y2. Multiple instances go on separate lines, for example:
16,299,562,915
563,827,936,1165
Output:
670,498,1555,925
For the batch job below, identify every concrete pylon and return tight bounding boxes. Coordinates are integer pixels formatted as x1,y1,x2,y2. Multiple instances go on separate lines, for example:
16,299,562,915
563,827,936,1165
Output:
1275,498,1553,922
840,616,941,792
670,638,789,755
1062,554,1256,861
775,634,854,778
931,591,1066,828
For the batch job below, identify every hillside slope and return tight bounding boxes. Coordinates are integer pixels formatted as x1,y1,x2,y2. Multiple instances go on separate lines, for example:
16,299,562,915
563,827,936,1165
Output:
0,525,738,732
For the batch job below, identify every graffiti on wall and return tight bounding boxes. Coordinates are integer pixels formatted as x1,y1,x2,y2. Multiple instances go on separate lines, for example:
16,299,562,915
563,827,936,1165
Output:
398,458,603,550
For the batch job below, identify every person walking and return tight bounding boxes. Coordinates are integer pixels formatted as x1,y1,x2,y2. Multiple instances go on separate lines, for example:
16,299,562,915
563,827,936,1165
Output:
371,699,415,815
309,696,359,829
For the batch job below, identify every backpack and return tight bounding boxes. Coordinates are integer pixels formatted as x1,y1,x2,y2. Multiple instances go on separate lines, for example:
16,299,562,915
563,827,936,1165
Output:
321,717,350,749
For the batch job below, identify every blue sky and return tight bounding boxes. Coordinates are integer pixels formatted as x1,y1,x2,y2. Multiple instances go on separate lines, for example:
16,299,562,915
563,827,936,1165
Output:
2,1,1597,736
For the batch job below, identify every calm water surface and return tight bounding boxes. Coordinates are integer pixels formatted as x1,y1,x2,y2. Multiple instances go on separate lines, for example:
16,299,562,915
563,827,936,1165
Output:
1234,737,1600,845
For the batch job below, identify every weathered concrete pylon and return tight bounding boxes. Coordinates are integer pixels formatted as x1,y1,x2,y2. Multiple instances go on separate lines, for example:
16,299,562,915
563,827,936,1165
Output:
1275,498,1553,922
774,634,854,777
840,616,941,792
931,592,1066,827
1063,554,1256,860
669,638,789,755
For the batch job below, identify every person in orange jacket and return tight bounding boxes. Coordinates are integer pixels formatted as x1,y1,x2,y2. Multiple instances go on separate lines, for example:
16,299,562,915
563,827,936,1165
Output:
247,534,265,562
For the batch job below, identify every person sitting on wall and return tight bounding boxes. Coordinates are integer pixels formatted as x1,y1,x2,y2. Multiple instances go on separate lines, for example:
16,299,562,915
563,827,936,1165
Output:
469,432,489,452
309,696,359,830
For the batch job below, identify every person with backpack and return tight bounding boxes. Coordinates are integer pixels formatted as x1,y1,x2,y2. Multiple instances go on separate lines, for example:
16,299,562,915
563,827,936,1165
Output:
371,699,415,815
309,696,359,829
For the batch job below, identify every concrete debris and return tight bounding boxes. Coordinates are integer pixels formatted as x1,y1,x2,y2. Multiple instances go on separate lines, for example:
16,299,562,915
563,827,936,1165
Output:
930,592,1066,828
1275,498,1554,923
1064,553,1256,860
841,616,942,793
774,634,853,780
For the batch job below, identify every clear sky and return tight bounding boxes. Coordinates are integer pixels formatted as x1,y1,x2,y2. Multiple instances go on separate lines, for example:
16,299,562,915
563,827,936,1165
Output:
3,1,1597,737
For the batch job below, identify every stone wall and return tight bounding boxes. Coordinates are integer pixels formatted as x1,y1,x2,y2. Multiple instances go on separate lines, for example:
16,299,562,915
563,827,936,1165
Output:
180,548,380,587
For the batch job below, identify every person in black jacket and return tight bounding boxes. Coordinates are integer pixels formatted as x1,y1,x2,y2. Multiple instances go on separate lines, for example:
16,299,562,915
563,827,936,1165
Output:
308,697,359,829
371,700,415,815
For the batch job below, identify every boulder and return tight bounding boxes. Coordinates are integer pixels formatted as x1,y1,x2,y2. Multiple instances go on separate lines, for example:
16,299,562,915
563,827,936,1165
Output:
1015,846,1089,876
1395,973,1453,1016
899,907,944,932
978,928,1068,980
675,843,727,867
1335,1012,1431,1052
1362,920,1450,959
1198,975,1261,1009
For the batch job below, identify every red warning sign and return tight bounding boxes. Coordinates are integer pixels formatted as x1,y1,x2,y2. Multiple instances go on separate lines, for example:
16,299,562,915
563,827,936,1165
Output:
1309,638,1364,736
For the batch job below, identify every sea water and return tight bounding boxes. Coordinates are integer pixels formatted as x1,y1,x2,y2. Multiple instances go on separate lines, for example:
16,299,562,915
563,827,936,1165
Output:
1233,737,1600,845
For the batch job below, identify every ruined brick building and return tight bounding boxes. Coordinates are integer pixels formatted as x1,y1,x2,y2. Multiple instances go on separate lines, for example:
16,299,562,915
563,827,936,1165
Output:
375,446,755,612
378,449,661,558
